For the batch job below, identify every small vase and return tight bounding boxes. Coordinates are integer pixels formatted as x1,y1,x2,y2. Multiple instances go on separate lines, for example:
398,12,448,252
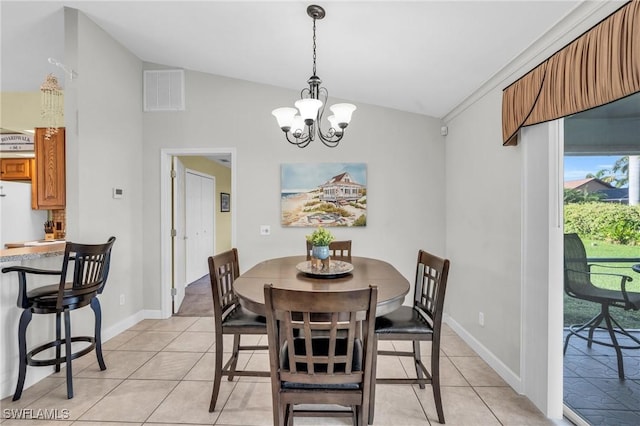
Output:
312,245,330,260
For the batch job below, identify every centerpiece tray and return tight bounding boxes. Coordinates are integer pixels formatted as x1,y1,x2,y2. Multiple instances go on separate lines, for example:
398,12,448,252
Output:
296,260,354,279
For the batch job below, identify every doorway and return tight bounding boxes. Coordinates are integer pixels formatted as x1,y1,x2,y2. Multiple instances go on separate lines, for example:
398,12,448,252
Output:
160,148,237,318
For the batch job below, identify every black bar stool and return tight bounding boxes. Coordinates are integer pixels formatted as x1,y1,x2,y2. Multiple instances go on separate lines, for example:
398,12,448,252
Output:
2,236,116,400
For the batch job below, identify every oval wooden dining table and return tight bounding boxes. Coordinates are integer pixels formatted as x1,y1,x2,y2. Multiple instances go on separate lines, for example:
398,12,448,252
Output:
233,255,410,317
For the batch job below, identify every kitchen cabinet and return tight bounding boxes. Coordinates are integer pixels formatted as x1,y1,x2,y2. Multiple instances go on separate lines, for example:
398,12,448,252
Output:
32,127,65,210
0,158,33,181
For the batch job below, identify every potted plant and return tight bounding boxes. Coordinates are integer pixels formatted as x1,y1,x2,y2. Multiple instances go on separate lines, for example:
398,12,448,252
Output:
306,226,334,260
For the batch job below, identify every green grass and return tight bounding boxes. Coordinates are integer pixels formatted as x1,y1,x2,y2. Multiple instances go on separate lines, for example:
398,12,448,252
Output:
564,238,640,329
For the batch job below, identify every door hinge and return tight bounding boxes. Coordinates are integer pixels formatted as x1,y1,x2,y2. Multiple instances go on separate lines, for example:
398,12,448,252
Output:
171,169,177,179
171,228,177,237
171,287,177,297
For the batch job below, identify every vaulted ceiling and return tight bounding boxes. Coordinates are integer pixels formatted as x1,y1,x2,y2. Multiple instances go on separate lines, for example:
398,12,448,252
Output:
2,1,586,119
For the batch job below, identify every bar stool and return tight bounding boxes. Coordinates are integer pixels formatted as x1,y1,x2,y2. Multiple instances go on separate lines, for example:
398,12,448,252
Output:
2,236,116,400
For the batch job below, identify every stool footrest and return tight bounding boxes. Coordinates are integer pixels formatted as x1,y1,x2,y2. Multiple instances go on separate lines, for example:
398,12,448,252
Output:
27,336,96,367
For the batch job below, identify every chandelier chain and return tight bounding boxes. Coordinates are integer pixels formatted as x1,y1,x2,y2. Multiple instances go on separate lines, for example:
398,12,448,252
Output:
312,18,317,76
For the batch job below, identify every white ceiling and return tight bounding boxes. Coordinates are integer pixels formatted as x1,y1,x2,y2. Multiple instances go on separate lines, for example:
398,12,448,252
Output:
1,0,586,119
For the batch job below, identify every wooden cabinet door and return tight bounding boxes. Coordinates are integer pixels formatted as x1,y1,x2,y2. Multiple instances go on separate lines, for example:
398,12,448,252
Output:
32,128,66,210
0,158,33,180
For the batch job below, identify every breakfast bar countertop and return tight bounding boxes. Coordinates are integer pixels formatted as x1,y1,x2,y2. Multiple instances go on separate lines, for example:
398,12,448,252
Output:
0,241,66,263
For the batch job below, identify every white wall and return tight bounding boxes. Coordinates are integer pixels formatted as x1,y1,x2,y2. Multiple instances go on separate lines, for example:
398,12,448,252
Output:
442,0,627,417
64,9,145,334
142,70,447,312
0,9,145,399
444,89,523,377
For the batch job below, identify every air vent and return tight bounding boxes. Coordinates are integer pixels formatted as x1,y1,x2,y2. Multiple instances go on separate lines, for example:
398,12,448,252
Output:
144,70,185,111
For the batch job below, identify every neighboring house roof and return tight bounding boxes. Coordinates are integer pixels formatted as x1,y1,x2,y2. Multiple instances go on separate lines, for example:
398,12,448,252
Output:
564,178,613,191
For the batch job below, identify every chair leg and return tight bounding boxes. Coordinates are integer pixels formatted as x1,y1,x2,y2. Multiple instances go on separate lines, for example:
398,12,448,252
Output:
13,308,32,401
91,298,107,371
64,309,73,399
413,340,425,389
368,335,378,425
432,349,445,424
55,312,62,373
228,334,241,381
209,331,224,412
587,312,604,349
602,306,625,379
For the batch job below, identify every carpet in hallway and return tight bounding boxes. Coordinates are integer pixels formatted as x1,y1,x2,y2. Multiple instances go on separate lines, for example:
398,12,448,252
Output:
175,275,213,316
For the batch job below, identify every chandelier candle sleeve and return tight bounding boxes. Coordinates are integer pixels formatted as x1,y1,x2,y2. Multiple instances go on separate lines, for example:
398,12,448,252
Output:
271,4,356,148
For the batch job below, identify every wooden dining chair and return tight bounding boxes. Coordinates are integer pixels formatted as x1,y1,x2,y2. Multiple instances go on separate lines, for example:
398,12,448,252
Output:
1,237,116,400
370,249,450,424
306,240,352,261
264,284,377,426
208,248,270,412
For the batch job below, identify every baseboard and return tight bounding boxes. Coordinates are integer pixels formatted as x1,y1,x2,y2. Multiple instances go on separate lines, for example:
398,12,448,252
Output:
0,309,163,400
443,314,523,393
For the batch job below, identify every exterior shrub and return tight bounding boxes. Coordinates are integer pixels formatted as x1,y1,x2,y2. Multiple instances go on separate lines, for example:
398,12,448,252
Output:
564,202,640,245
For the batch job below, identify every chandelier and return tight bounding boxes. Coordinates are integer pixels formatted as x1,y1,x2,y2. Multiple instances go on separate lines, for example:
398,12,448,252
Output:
272,5,356,148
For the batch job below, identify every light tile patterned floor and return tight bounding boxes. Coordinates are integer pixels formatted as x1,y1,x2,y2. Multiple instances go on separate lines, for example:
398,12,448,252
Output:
1,317,561,425
564,329,640,426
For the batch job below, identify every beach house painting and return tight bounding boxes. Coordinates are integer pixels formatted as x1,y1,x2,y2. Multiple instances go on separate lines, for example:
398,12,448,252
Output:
281,163,367,227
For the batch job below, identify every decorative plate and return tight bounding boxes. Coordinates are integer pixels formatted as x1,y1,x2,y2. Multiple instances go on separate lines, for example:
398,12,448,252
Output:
295,260,354,279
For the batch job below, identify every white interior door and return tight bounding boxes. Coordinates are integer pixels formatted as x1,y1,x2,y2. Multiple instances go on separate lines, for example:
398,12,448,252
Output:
172,157,186,313
185,170,215,283
201,175,215,262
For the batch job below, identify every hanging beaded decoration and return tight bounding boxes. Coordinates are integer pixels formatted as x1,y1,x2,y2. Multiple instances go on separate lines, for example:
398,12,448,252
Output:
40,74,63,140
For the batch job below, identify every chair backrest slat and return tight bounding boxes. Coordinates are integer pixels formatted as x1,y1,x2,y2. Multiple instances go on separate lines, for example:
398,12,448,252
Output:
265,285,376,386
306,240,352,262
57,236,116,309
414,250,450,328
208,249,241,323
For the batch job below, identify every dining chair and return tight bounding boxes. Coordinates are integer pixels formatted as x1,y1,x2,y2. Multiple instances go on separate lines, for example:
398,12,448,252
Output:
1,236,116,400
264,284,377,426
208,248,270,412
370,249,450,424
563,233,640,379
306,239,352,261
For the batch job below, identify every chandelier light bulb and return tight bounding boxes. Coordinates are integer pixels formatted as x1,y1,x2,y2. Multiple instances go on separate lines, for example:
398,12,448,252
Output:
295,99,323,125
291,115,306,137
272,107,297,131
327,115,343,135
329,103,357,128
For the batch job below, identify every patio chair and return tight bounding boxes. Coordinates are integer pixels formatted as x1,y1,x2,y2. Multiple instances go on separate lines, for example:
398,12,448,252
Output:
563,233,640,379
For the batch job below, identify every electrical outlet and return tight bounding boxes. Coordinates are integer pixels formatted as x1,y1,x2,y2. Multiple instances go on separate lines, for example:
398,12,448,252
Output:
120,294,125,306
260,225,271,235
479,312,485,327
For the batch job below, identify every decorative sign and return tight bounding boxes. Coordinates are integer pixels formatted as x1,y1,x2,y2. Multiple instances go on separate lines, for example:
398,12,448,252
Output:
281,163,367,227
0,134,34,152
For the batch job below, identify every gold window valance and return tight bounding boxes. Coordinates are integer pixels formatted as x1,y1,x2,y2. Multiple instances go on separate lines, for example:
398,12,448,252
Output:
502,0,639,146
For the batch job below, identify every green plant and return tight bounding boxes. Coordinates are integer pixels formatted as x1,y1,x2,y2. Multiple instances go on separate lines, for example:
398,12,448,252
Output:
564,202,640,245
306,226,334,246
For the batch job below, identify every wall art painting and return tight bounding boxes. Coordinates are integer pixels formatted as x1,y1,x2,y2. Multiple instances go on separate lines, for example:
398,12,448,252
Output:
281,163,367,227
